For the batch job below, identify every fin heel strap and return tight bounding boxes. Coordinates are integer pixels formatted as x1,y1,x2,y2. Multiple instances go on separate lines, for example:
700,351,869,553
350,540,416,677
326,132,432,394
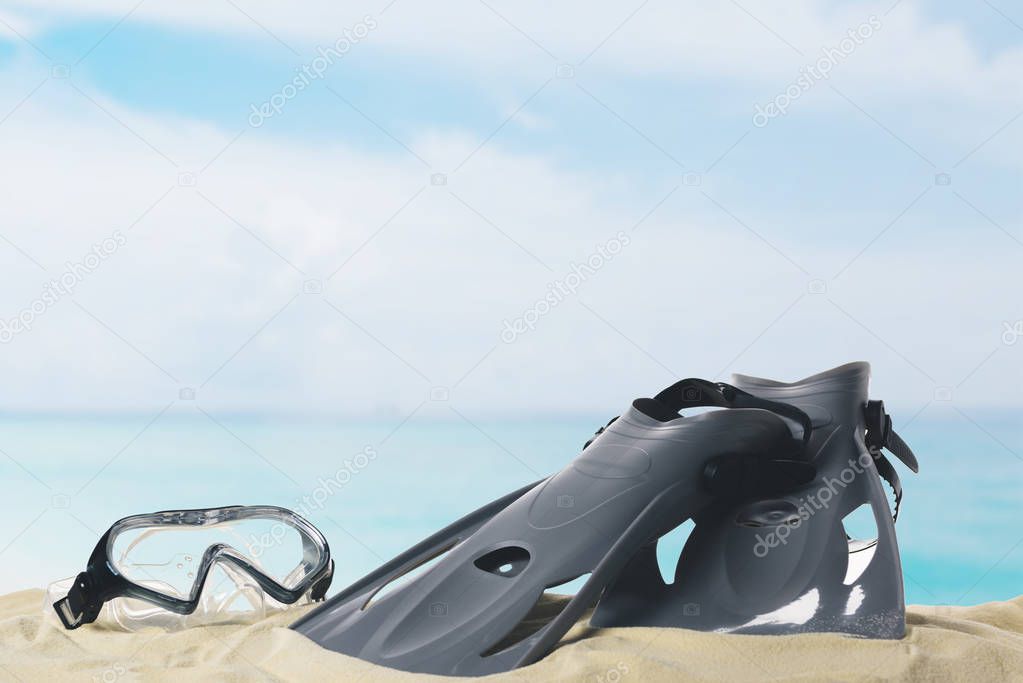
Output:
864,400,919,523
655,378,814,450
583,379,814,456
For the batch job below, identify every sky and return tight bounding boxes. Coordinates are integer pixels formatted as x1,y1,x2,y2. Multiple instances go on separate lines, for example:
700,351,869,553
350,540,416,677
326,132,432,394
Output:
0,0,1020,420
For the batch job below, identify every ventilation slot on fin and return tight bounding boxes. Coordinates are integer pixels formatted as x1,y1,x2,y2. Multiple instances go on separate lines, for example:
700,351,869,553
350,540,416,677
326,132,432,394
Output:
481,574,591,658
474,546,530,578
842,504,878,585
656,520,694,585
361,543,455,610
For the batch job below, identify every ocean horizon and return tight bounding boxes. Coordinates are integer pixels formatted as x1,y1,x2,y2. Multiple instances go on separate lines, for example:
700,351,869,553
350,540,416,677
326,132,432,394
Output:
2,410,1019,607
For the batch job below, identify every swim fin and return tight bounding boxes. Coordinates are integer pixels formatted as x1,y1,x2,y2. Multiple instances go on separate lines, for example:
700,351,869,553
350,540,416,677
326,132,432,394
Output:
293,363,919,675
592,361,919,639
292,376,819,676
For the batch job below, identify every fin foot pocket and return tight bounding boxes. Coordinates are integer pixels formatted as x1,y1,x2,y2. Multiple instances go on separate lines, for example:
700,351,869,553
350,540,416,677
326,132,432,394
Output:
735,500,801,528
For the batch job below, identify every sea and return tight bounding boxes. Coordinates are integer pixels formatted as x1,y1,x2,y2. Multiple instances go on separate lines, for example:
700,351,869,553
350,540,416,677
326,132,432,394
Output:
1,412,1019,606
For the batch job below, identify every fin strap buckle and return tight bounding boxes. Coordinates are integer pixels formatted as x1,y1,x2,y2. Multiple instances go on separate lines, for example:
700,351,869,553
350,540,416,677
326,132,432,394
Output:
864,400,893,453
864,400,919,473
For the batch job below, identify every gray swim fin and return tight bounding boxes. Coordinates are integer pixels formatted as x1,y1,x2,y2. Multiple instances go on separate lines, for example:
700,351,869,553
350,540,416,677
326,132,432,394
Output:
592,361,919,638
292,377,818,676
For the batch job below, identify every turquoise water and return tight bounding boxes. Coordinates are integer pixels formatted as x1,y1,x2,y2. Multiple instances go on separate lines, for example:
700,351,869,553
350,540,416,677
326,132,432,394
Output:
1,410,1020,606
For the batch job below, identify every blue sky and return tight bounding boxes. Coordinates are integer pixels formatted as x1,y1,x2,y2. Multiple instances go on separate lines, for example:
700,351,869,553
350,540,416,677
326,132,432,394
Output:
0,0,1020,418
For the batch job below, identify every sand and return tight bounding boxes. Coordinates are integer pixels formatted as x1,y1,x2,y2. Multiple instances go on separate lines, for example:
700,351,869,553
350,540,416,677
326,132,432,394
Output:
2,590,1023,682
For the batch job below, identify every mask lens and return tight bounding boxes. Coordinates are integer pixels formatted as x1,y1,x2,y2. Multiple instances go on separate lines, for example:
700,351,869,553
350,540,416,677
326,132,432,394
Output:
109,513,325,599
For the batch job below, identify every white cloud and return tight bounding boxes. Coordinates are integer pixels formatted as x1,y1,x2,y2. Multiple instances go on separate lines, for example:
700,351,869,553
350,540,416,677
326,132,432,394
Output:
0,7,38,40
0,71,1019,416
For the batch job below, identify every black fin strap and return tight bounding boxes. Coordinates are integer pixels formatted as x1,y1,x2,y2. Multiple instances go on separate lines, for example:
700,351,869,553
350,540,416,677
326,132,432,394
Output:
886,430,919,473
583,379,814,453
864,399,920,523
864,400,919,473
872,452,903,523
655,378,813,448
582,416,619,450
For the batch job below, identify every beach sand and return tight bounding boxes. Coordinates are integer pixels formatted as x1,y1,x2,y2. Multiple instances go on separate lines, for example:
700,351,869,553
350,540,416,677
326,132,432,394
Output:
3,590,1022,682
